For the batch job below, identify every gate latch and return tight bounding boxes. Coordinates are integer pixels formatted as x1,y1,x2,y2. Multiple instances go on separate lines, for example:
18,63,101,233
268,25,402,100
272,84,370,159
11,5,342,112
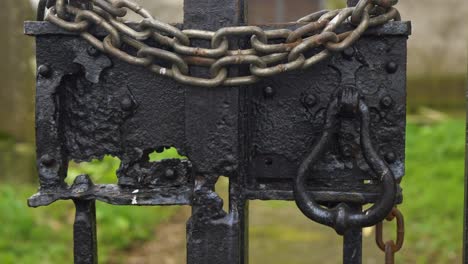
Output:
294,86,397,235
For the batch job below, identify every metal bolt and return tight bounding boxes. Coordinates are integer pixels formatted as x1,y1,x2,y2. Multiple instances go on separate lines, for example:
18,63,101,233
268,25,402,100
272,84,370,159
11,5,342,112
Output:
226,154,236,162
263,86,275,98
40,155,55,167
342,47,355,60
302,94,317,107
385,61,398,74
120,96,134,111
342,145,353,158
380,96,394,108
264,157,273,166
87,46,100,57
38,64,51,78
165,168,175,179
385,152,397,163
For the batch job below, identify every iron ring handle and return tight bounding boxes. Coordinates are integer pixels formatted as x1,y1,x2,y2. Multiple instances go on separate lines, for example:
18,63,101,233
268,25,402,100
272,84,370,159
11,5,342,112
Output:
293,97,396,235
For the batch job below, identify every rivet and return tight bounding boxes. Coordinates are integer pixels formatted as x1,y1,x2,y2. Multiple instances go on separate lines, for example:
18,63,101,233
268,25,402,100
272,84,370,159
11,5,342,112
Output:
87,46,100,57
226,154,236,162
165,168,175,179
385,152,397,163
302,94,317,107
120,96,134,111
263,86,275,98
342,47,355,60
38,64,51,78
385,61,398,74
40,155,55,167
342,145,353,158
380,96,394,108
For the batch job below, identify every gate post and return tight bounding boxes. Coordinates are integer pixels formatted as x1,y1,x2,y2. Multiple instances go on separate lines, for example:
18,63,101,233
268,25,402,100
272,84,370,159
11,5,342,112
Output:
73,198,98,264
343,205,362,264
183,1,247,264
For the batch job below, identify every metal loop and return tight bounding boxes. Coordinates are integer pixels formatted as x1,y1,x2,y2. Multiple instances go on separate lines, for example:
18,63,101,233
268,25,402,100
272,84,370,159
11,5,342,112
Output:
323,8,354,33
265,29,294,39
93,0,127,17
376,207,405,253
251,35,301,54
210,55,266,86
113,0,153,19
287,20,328,43
325,7,370,52
288,32,338,62
212,26,268,49
293,93,397,235
302,50,331,69
138,47,189,75
37,0,48,21
75,9,122,48
46,7,90,32
140,18,190,46
42,0,401,87
369,7,400,27
172,67,228,88
174,38,229,58
93,3,153,40
56,0,67,19
351,0,371,25
250,54,305,77
103,36,152,66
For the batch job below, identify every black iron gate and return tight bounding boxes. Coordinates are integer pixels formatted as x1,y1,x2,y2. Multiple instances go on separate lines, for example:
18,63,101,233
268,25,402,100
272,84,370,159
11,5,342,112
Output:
26,0,410,263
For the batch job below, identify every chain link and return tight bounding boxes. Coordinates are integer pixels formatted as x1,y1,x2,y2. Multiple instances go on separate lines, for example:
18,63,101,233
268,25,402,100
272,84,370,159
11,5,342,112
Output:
375,207,405,264
44,0,401,87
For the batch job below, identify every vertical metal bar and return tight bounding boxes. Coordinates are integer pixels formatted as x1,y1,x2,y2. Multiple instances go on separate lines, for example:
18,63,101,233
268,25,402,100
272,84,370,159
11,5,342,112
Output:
73,199,98,264
230,178,250,264
242,201,250,264
343,205,362,264
463,79,468,264
183,1,246,264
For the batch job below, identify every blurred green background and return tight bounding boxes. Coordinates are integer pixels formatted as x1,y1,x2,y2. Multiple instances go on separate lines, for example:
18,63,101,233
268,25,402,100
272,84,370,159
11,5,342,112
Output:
1,0,467,263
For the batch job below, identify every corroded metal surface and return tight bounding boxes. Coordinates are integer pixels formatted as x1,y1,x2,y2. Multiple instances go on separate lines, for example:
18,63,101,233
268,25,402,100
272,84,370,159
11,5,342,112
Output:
27,0,410,263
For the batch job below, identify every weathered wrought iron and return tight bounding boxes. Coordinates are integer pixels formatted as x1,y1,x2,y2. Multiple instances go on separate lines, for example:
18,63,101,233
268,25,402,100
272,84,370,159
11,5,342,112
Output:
375,207,405,264
41,0,400,87
26,0,411,263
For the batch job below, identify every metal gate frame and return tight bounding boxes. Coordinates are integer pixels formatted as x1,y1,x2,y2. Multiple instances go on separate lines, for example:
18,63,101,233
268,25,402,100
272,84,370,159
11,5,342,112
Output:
26,0,411,263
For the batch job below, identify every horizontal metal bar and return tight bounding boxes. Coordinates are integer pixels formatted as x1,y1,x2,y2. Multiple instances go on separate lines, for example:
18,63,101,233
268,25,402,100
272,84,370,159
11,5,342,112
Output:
28,184,192,207
244,188,403,204
24,21,412,36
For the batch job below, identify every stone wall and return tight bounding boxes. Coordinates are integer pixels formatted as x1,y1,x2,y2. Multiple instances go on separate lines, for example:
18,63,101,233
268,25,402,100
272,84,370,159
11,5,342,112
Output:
398,0,468,76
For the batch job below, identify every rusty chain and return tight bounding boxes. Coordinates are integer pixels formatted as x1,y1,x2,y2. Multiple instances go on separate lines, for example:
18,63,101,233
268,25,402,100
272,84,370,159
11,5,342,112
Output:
44,0,401,87
375,207,405,264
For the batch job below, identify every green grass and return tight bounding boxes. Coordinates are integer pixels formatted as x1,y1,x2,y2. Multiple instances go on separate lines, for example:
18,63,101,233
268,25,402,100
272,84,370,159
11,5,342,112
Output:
0,149,183,264
0,120,465,263
0,185,178,263
400,119,465,263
